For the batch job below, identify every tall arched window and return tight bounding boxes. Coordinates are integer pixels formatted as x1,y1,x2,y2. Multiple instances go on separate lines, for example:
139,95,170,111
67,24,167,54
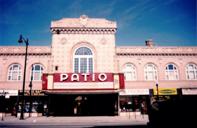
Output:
8,64,22,81
186,63,197,80
31,64,44,81
122,63,137,81
74,47,93,73
144,63,158,81
165,64,179,80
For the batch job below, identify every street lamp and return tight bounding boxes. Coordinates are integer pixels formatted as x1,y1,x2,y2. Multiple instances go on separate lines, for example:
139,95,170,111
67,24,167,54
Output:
29,65,33,117
156,81,159,101
18,34,29,120
1,90,5,121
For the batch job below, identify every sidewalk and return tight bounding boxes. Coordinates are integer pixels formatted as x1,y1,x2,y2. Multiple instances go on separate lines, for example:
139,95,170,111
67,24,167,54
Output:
0,115,149,126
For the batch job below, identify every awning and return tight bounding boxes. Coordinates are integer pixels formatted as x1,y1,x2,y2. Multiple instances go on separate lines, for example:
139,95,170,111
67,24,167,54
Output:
44,89,119,95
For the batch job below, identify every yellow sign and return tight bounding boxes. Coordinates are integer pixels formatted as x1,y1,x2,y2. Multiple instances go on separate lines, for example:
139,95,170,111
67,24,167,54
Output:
19,90,45,96
154,88,177,95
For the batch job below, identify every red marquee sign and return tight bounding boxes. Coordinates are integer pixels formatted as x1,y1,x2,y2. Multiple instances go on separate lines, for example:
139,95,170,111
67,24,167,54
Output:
54,73,114,82
42,73,125,90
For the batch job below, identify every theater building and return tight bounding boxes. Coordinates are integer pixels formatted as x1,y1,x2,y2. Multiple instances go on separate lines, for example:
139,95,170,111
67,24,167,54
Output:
0,15,197,117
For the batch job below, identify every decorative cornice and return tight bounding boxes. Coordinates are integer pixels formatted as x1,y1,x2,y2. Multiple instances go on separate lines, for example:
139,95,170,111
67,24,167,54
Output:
51,27,116,34
51,15,117,34
51,15,117,28
116,46,197,56
0,46,51,56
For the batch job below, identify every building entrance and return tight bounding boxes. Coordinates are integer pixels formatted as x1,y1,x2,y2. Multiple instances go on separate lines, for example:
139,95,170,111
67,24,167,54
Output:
48,93,118,116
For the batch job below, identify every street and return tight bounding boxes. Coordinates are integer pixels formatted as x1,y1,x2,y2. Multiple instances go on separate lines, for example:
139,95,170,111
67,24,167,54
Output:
0,124,147,128
0,115,148,128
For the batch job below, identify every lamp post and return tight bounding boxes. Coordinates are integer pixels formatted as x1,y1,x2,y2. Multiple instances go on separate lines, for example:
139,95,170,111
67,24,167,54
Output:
156,81,159,101
1,90,5,121
29,65,33,117
18,35,29,120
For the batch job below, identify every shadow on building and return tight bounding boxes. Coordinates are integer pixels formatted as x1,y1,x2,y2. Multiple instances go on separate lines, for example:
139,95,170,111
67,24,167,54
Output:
147,93,196,128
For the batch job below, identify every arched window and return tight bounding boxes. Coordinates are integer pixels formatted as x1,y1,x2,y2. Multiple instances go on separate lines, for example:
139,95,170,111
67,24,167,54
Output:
144,63,158,81
165,64,179,80
74,47,93,73
31,64,44,81
122,63,137,81
8,64,22,81
186,63,197,80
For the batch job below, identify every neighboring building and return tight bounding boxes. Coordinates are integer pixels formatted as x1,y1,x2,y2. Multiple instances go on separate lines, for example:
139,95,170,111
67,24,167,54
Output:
0,15,197,117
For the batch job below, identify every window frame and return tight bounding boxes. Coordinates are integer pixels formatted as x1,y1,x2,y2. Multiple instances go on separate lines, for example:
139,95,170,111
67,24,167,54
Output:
73,47,94,73
31,64,44,81
144,63,158,81
186,63,197,80
122,63,137,81
165,63,179,80
7,63,22,81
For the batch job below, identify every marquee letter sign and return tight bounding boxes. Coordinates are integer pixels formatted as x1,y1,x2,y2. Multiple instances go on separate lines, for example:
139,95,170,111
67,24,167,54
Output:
55,73,113,83
42,73,124,90
52,73,114,89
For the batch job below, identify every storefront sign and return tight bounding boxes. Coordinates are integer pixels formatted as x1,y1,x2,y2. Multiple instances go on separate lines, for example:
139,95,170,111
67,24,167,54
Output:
119,89,149,95
118,73,125,89
42,73,124,90
53,73,114,89
19,90,45,96
0,90,18,96
154,88,177,95
54,73,113,82
182,88,197,95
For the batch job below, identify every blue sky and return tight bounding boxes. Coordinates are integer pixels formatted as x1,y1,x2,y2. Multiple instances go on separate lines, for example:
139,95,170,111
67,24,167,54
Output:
0,0,196,46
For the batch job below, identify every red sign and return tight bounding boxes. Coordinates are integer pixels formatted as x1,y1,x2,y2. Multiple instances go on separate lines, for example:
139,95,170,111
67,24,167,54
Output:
42,73,125,90
42,74,48,90
119,73,125,89
54,73,114,82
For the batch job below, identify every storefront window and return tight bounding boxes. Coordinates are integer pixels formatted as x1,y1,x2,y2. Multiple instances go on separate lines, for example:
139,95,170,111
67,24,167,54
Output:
17,101,43,113
120,96,148,114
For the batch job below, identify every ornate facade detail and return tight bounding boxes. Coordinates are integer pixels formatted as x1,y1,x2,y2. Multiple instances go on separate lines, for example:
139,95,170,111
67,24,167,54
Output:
51,15,117,28
51,28,116,34
0,46,51,55
116,46,197,56
51,15,117,34
60,37,67,45
100,37,107,45
79,15,88,27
